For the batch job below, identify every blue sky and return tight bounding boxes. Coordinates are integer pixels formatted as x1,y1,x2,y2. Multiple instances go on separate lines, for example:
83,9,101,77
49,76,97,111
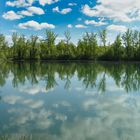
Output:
0,0,140,44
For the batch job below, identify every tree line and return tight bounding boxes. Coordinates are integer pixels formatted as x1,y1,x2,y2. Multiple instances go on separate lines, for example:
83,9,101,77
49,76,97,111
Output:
1,29,140,61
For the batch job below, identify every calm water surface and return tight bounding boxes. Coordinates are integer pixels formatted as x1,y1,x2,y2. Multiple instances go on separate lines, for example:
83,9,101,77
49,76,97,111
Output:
0,62,140,140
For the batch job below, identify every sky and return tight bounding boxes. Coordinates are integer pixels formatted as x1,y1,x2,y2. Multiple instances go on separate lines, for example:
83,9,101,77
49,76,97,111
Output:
0,0,140,44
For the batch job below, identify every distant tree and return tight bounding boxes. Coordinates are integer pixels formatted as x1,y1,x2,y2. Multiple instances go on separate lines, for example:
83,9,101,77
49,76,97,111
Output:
77,32,98,59
99,29,107,47
64,30,71,45
0,34,6,49
57,40,66,59
12,33,18,59
1,28,140,61
113,34,123,60
0,34,8,59
29,35,39,59
131,30,140,59
16,35,26,59
122,29,133,59
45,30,57,47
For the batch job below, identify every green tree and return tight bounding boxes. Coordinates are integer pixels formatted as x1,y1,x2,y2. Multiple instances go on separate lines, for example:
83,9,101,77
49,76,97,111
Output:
0,34,8,59
64,30,71,45
113,34,124,60
77,32,98,59
12,33,18,59
99,29,107,47
122,29,133,60
43,30,58,59
29,35,39,60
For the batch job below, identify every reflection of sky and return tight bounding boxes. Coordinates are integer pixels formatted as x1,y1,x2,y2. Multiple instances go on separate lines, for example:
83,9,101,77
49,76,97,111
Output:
0,72,140,139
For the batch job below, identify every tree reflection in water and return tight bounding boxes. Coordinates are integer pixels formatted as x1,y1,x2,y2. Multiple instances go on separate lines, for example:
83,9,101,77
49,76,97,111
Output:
0,62,140,139
0,62,140,93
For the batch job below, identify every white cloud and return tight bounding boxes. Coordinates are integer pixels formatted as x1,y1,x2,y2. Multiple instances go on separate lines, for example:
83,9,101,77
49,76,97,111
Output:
3,7,44,21
39,0,59,6
67,24,73,28
75,24,87,28
3,95,44,109
82,5,95,17
77,18,82,21
6,0,31,7
68,3,77,6
18,20,55,30
75,87,84,91
19,85,54,95
85,90,97,96
38,35,44,40
85,19,108,26
3,95,22,105
83,99,96,110
5,35,13,45
53,101,71,108
82,0,140,22
20,10,33,16
20,6,45,16
53,6,72,14
107,24,127,32
2,11,23,20
27,0,34,4
6,0,59,7
7,108,53,130
107,85,125,92
23,99,44,109
55,37,65,44
27,6,45,15
56,36,65,41
55,113,67,121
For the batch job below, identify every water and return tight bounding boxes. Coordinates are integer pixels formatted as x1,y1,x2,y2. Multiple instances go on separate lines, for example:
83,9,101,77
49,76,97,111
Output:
0,62,140,140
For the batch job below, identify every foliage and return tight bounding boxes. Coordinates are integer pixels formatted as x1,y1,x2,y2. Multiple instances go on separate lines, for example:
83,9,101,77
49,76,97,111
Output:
1,29,140,61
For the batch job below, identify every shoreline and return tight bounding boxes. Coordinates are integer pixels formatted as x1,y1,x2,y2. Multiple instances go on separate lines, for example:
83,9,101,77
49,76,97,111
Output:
3,59,140,64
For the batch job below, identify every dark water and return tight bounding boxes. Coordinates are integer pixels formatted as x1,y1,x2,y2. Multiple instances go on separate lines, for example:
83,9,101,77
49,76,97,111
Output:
0,62,140,140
